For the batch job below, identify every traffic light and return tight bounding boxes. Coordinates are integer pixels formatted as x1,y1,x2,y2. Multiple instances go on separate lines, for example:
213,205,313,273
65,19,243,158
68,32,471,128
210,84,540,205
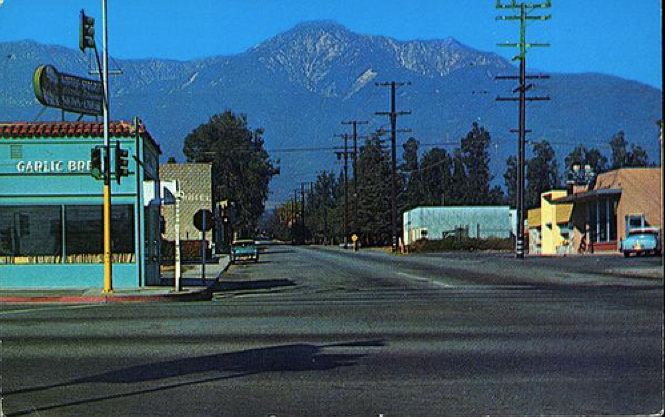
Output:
79,10,96,53
90,146,103,180
115,141,129,184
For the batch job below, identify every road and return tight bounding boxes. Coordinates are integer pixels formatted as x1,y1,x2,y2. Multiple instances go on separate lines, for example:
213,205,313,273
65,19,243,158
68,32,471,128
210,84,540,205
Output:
1,245,663,416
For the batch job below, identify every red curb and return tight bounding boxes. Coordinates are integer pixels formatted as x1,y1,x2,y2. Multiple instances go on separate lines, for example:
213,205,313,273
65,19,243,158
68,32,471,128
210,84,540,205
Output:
0,290,212,303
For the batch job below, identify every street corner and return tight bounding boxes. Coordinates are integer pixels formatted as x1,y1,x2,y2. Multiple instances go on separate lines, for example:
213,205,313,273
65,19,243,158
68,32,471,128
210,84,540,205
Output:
0,287,213,304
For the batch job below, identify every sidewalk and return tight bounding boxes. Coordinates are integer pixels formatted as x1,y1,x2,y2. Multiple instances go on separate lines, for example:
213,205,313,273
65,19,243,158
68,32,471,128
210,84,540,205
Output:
0,256,231,304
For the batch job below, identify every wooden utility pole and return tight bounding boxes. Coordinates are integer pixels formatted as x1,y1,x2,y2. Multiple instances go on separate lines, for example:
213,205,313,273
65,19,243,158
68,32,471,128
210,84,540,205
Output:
300,181,310,244
335,133,355,248
376,82,411,252
496,0,551,259
342,120,367,240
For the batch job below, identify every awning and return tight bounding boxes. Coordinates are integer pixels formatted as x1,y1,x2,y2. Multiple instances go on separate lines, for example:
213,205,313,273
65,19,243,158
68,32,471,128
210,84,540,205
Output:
552,188,621,203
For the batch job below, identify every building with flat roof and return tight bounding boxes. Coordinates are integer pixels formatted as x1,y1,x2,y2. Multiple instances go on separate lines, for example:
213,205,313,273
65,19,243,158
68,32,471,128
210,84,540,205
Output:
403,206,517,245
159,162,213,243
0,121,162,287
528,167,661,255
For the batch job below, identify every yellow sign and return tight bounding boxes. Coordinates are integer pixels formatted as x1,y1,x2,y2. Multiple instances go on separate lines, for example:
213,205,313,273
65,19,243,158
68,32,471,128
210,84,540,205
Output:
351,234,358,242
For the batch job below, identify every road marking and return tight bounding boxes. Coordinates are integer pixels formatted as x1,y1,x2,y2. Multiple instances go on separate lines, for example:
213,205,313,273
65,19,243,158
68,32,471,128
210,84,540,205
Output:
395,272,455,288
0,304,105,316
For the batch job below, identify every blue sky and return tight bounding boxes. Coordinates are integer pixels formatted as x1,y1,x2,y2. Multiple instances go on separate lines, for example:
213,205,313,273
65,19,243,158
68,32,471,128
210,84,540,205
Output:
0,0,663,88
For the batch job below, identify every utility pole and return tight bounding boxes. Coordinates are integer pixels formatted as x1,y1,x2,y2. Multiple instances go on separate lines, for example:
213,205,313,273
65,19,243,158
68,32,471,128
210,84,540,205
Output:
300,181,310,244
376,82,411,252
334,133,352,248
342,120,367,241
293,189,300,244
101,0,113,292
496,0,551,259
659,120,664,255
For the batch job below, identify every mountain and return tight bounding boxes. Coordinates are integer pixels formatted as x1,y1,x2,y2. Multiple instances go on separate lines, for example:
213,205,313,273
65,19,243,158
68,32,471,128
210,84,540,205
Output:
0,21,662,203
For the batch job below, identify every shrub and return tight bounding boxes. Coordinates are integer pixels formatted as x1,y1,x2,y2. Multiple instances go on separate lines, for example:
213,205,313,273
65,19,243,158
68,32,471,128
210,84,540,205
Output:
410,237,514,253
161,239,211,264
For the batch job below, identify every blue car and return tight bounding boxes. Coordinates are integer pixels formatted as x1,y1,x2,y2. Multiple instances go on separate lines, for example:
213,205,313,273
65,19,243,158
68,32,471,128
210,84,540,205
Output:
230,239,259,264
620,228,660,257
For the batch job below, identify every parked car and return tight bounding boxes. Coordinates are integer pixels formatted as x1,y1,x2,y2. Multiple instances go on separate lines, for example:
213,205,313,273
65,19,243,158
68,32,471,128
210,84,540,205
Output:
230,239,259,264
620,228,660,257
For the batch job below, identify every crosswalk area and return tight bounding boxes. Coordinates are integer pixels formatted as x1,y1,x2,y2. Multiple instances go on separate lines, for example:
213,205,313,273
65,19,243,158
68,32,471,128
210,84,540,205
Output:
215,285,559,305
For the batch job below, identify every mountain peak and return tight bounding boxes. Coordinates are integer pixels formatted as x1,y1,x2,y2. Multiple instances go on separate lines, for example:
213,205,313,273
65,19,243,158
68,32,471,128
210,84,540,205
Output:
249,21,509,96
292,20,349,32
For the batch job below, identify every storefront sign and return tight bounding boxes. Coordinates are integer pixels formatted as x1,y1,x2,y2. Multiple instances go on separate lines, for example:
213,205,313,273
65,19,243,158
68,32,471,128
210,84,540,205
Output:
16,160,92,173
33,65,103,116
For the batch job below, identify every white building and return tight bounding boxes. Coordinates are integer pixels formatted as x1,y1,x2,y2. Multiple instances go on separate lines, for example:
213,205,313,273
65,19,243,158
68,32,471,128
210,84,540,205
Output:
403,206,517,245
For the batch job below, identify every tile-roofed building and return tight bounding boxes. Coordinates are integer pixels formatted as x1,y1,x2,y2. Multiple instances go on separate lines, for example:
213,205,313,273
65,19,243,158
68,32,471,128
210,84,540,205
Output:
0,121,160,152
0,119,163,288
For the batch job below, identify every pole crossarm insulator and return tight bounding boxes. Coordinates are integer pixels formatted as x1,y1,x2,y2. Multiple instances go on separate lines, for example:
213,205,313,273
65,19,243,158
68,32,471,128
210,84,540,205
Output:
497,43,551,48
497,96,551,101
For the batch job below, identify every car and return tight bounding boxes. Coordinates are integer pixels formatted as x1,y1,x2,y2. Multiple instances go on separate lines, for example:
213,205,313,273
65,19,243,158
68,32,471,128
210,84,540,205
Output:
620,228,661,257
230,239,259,264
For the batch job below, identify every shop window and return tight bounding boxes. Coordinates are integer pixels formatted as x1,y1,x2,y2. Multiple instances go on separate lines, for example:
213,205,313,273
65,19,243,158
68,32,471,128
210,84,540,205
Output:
609,199,617,242
0,206,63,264
588,197,618,243
598,199,608,242
65,205,135,263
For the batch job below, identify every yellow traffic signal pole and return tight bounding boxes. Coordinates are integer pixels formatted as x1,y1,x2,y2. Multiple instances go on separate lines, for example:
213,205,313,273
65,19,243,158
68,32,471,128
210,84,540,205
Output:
102,0,113,293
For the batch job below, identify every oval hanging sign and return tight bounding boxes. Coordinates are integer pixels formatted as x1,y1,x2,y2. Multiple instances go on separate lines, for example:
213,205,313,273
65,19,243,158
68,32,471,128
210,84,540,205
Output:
33,64,104,116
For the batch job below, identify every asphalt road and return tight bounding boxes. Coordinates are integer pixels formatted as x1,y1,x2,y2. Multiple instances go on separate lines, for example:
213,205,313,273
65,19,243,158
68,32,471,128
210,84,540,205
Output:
1,246,663,416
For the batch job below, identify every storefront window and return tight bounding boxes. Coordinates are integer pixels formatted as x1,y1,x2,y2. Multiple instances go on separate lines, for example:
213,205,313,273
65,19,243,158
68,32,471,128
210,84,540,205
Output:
0,205,134,264
588,197,618,243
598,199,608,242
0,206,63,264
609,199,617,242
65,205,135,263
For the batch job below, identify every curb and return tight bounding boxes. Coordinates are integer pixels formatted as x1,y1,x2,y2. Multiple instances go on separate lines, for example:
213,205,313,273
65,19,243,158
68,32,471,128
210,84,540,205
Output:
0,289,213,304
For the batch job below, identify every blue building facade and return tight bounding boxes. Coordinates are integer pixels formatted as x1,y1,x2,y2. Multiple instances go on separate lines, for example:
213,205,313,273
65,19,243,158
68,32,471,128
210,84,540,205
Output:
0,121,161,288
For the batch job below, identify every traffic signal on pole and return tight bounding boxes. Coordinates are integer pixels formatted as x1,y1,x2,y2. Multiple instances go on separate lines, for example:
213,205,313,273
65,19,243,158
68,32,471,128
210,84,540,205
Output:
115,141,129,184
79,10,96,53
91,146,103,180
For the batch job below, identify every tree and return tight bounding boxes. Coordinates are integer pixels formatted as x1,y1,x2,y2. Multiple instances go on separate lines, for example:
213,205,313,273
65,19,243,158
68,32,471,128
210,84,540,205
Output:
503,155,518,207
459,123,493,204
419,147,451,205
609,130,650,170
526,141,559,209
304,171,338,244
610,131,649,168
564,144,608,178
609,131,628,170
355,136,393,246
400,137,423,210
626,144,649,167
183,110,279,236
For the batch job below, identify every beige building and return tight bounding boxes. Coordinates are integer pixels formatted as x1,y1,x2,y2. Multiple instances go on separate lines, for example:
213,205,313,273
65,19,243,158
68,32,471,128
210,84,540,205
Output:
527,167,661,255
160,163,213,242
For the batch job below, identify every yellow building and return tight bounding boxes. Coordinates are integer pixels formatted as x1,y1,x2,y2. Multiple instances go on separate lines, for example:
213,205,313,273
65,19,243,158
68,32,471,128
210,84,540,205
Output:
528,190,573,255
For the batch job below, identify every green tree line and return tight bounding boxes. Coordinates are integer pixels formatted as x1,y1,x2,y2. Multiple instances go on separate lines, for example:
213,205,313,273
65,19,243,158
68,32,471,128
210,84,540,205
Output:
266,124,651,246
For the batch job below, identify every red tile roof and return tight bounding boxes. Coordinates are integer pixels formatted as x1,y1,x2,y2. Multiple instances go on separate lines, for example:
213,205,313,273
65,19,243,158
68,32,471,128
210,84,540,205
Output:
0,121,161,152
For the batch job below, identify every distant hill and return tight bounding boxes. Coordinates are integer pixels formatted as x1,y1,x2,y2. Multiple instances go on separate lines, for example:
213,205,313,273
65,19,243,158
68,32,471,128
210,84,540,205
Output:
0,21,662,203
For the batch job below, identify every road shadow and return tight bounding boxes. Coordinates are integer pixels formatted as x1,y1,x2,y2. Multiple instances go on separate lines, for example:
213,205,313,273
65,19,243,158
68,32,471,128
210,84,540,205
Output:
210,278,297,292
5,340,385,416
